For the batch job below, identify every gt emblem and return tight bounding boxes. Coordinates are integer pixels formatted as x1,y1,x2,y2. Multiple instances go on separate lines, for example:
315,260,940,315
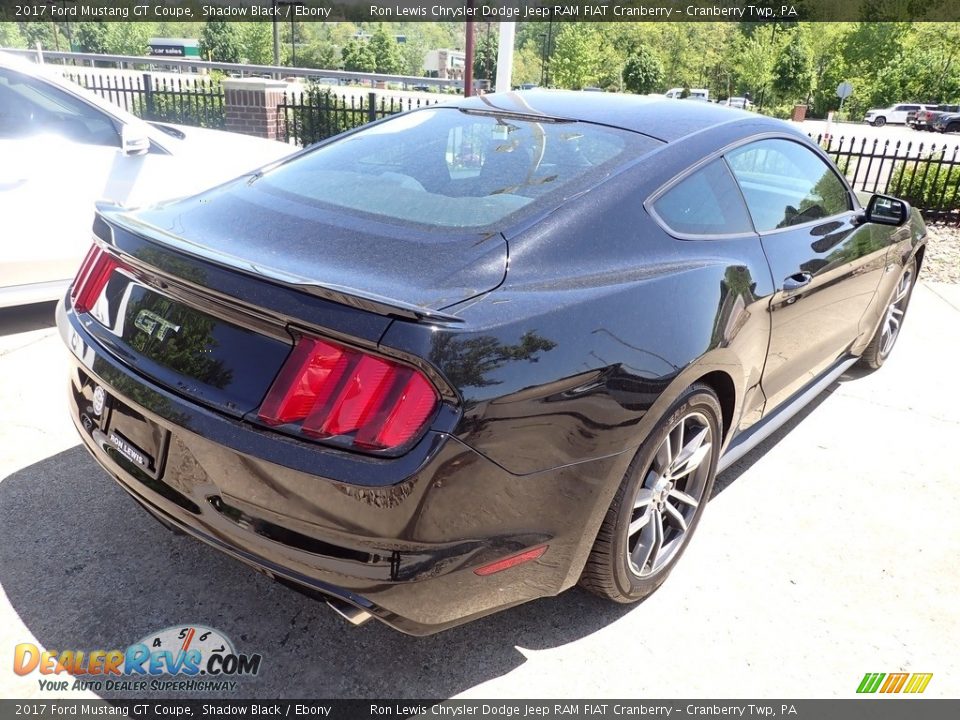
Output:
92,386,105,416
134,309,181,341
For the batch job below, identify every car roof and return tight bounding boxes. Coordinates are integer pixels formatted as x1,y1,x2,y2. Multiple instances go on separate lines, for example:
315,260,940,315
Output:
450,89,759,143
0,51,139,124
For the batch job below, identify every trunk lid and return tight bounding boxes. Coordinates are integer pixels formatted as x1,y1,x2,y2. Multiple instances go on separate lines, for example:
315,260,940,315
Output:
82,265,292,419
126,174,508,314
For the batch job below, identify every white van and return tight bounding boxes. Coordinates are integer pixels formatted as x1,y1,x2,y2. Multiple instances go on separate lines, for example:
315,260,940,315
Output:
665,87,709,101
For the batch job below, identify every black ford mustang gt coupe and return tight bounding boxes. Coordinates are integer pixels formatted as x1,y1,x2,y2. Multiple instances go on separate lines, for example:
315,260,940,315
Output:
58,91,926,634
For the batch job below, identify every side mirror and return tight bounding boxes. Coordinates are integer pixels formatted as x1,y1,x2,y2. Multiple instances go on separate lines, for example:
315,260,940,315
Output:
120,122,150,156
864,194,910,226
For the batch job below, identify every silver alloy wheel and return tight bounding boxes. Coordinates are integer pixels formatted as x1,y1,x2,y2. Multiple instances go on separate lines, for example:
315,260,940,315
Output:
879,267,913,358
627,411,713,578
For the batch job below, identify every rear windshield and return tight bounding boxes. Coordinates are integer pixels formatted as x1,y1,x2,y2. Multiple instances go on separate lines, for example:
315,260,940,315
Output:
257,107,659,229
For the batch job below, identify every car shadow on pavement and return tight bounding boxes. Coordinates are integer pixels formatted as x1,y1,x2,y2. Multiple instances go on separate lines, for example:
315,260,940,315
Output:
711,376,846,496
2,371,860,700
0,445,635,700
0,302,58,337
1,371,860,699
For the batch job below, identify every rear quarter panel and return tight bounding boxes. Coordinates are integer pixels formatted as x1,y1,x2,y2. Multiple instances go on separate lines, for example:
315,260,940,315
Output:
382,155,776,476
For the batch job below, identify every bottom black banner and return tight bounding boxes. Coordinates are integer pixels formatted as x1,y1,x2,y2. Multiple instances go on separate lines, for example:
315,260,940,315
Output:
1,700,958,720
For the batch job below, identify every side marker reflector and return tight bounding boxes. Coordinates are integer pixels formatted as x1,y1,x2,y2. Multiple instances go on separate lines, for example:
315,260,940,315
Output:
474,545,548,576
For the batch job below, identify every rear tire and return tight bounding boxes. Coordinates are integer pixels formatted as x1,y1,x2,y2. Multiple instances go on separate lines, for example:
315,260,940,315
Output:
859,258,917,370
579,384,721,603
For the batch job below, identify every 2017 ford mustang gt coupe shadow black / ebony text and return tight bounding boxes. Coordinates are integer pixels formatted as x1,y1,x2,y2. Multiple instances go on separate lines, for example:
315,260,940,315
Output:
58,91,926,634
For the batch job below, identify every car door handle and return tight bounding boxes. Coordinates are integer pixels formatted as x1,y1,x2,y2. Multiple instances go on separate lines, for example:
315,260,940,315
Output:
783,272,813,293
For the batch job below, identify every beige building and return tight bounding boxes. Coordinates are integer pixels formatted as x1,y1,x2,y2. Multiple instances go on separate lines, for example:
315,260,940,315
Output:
424,49,466,80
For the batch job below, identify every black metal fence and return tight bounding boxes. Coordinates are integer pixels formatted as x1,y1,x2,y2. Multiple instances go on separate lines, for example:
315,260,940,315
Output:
66,71,225,129
815,134,960,225
57,69,960,226
278,90,441,146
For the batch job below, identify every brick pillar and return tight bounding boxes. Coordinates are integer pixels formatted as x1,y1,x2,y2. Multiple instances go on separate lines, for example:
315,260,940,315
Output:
223,78,288,141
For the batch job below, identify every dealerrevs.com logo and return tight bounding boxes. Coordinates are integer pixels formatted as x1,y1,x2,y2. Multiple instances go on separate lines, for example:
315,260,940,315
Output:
13,625,263,693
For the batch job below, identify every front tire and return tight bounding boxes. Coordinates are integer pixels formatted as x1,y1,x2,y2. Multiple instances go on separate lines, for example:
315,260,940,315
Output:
859,258,917,370
873,116,887,127
579,384,721,603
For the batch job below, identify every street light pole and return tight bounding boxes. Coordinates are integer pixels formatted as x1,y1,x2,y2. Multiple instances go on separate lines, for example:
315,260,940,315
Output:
272,0,280,66
464,1,475,97
273,0,302,68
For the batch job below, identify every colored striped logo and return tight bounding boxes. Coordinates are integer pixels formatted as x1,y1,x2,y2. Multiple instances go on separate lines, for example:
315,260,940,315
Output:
857,672,933,694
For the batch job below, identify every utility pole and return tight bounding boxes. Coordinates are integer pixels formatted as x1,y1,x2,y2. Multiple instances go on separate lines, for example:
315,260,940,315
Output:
272,0,281,66
464,1,475,97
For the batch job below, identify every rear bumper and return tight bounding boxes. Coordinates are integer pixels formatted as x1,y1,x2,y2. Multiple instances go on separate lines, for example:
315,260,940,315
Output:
57,301,618,635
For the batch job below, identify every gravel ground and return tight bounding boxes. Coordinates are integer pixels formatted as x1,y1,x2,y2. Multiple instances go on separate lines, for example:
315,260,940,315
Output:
923,224,960,284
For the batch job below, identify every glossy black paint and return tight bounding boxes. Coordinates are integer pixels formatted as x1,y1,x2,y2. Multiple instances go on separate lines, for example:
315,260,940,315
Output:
58,91,927,634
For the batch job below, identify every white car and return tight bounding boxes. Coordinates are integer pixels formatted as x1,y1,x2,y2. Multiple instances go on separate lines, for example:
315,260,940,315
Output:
0,52,297,308
664,87,709,101
724,97,753,110
863,103,931,127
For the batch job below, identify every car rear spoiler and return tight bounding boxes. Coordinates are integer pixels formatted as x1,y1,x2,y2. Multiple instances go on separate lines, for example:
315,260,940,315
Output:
94,204,465,326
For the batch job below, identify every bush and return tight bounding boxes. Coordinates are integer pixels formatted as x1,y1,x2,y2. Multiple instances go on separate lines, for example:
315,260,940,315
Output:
287,85,358,146
132,78,225,130
761,103,795,120
890,157,960,212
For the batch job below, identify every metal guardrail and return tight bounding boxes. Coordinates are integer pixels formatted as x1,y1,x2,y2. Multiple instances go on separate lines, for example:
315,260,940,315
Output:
0,46,460,91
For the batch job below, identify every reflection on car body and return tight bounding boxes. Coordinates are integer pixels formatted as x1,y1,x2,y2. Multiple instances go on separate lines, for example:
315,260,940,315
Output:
58,90,926,634
0,52,295,308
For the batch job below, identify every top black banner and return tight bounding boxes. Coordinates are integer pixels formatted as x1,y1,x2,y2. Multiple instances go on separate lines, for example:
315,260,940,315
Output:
1,0,958,23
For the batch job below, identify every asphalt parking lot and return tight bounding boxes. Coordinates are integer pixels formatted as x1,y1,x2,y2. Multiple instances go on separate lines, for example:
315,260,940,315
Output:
1,280,958,700
798,119,955,150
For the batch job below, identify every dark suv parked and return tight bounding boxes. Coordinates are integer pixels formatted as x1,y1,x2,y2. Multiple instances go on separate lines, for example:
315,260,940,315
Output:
909,104,960,131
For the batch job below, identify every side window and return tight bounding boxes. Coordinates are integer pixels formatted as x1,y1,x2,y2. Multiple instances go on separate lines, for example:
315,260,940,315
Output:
726,138,851,232
652,159,754,236
0,68,120,147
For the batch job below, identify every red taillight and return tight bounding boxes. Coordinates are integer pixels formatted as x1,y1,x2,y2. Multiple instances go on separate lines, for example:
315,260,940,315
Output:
258,335,440,452
70,245,122,313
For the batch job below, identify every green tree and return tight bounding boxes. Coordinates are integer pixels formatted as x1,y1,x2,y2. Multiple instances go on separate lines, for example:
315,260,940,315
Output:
71,22,109,53
239,22,273,65
0,22,26,48
199,21,241,63
297,42,341,70
433,331,557,390
773,33,812,102
474,25,498,81
103,23,150,56
18,22,56,51
549,23,600,89
341,39,376,73
511,40,544,87
732,25,778,108
805,22,851,114
622,46,665,94
369,25,401,74
299,22,358,72
290,84,355,145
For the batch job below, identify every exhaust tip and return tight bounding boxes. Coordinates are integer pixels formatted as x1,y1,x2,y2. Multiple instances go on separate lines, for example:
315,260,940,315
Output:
326,598,372,627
